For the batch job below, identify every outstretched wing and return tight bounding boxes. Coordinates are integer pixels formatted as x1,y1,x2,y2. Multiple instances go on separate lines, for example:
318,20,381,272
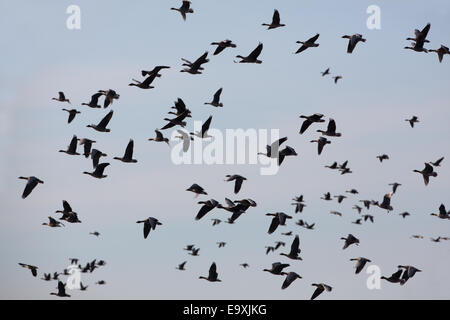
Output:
98,111,114,128
248,43,263,60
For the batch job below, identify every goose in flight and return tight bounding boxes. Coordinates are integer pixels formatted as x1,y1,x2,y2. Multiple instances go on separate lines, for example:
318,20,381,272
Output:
381,269,403,283
98,89,120,108
52,92,70,104
321,68,330,76
413,163,437,186
56,200,76,216
310,283,332,300
406,23,431,47
171,0,193,21
430,204,450,220
278,146,298,166
217,242,226,248
240,263,249,268
334,195,347,204
372,193,394,212
346,189,359,195
211,40,236,55
50,281,71,298
330,211,342,217
282,272,302,290
296,219,315,230
184,245,195,252
218,198,257,223
83,163,110,179
405,116,419,128
79,138,96,158
225,175,246,194
19,176,44,199
399,212,410,218
195,199,219,220
176,261,187,271
204,88,223,107
18,263,38,277
342,34,366,53
191,115,213,139
114,139,137,163
310,137,331,155
59,135,80,155
91,149,107,169
280,235,302,260
377,154,389,162
274,241,286,250
404,41,428,53
352,205,362,214
325,162,338,169
187,184,207,197
42,273,51,281
181,52,209,74
292,198,306,214
411,235,424,239
262,9,285,29
136,217,162,239
266,212,292,234
430,157,444,167
149,130,170,145
42,217,64,228
263,262,290,275
341,234,360,249
258,137,288,158
429,45,450,63
317,119,342,137
189,248,200,256
299,113,325,134
169,98,192,117
90,231,100,237
62,109,80,124
82,92,102,108
161,111,189,130
129,73,157,89
333,75,343,84
321,192,332,201
360,200,372,210
199,262,221,282
295,34,320,54
398,265,422,285
141,66,170,77
235,43,263,64
87,110,113,132
389,182,402,194
352,219,362,225
211,218,221,226
350,257,371,274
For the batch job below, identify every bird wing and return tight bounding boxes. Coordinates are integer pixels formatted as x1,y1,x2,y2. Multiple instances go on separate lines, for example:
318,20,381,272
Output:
124,140,134,160
308,33,320,43
290,235,300,255
282,273,296,289
248,43,263,60
213,45,225,55
69,136,78,152
196,203,214,220
143,221,151,239
295,45,308,54
97,111,113,128
63,200,73,212
328,119,337,134
234,178,243,194
209,263,218,279
141,73,157,87
68,111,76,123
213,88,223,104
94,163,110,176
311,286,324,300
201,116,213,136
272,9,280,25
268,216,280,234
300,120,312,134
22,178,38,199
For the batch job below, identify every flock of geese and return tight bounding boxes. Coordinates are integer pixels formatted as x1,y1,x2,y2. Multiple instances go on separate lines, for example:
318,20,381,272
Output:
16,2,449,299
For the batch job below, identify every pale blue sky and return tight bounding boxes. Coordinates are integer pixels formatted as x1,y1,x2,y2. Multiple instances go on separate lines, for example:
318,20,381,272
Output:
1,0,449,299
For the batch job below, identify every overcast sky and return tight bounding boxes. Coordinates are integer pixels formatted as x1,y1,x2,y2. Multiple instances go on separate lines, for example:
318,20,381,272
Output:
1,0,450,299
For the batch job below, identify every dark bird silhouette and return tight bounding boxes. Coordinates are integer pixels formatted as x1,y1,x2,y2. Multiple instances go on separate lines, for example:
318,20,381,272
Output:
225,175,247,194
171,0,194,21
282,272,302,289
377,154,389,162
405,116,419,128
62,109,80,124
83,163,110,179
187,184,207,197
176,261,187,271
196,199,219,220
381,269,403,283
430,204,450,220
389,182,402,194
413,163,437,186
310,137,331,155
258,137,288,158
91,149,107,169
333,75,343,84
204,88,224,107
114,139,137,163
262,9,285,29
19,263,38,277
98,89,120,108
429,45,450,63
299,113,325,134
141,66,170,77
321,68,330,76
295,34,320,54
235,43,263,64
199,262,221,282
342,34,366,53
19,176,44,199
280,235,302,260
181,52,209,74
59,135,80,155
317,119,342,137
50,281,71,298
341,234,360,249
42,216,64,228
161,111,189,130
136,217,162,239
82,92,102,108
311,283,332,300
191,115,213,139
350,257,371,274
398,265,422,285
430,157,444,167
406,23,430,50
266,212,292,234
149,130,170,145
399,212,410,218
87,110,113,132
263,262,290,275
52,91,70,104
129,73,158,89
211,40,236,55
372,193,394,212
79,138,96,158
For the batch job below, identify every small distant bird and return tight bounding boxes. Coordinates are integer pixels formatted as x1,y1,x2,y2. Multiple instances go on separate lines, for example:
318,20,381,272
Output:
171,0,194,21
176,261,187,271
187,184,207,197
225,175,246,194
129,73,158,89
199,262,221,282
280,235,302,260
430,204,450,220
266,212,292,234
217,242,226,248
265,246,275,255
406,23,431,51
352,219,362,225
204,88,224,107
176,129,192,152
42,273,51,281
321,68,330,76
114,139,138,163
295,34,320,54
211,40,236,55
399,212,410,218
87,110,114,132
405,116,419,128
82,92,102,109
263,262,290,275
372,193,394,212
50,281,71,298
141,66,170,77
411,235,424,239
149,130,170,145
389,182,402,194
413,163,438,186
341,234,360,249
161,111,190,130
310,137,331,155
211,219,221,226
346,189,359,194
98,89,120,108
62,109,80,124
90,231,100,237
430,237,441,243
282,272,302,290
299,113,325,134
363,214,374,223
350,257,371,274
282,231,293,236
310,283,332,300
377,154,389,162
429,45,450,63
353,205,362,214
235,43,263,64
334,195,347,204
333,75,342,84
274,241,285,250
360,200,372,210
181,52,209,74
321,192,332,201
430,157,444,167
136,217,162,239
342,34,366,53
330,211,342,217
191,115,213,139
83,163,109,179
240,263,249,268
52,92,70,104
80,283,88,291
262,9,285,29
19,263,38,277
96,281,106,285
18,176,44,199
59,135,80,156
196,199,219,220
381,269,403,283
190,248,200,256
325,162,338,169
184,245,195,251
317,119,342,137
42,217,64,228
